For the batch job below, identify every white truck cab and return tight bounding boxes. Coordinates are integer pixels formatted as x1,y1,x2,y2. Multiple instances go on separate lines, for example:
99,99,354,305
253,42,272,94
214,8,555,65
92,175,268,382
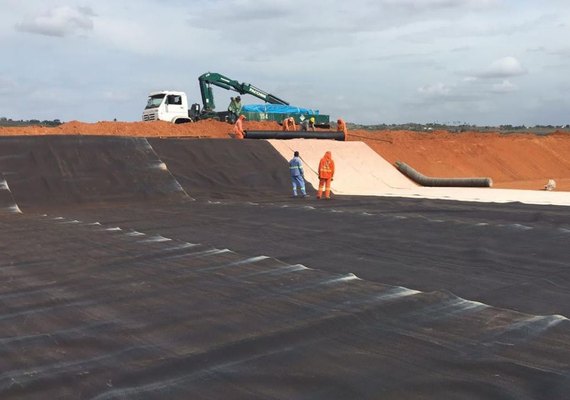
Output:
142,91,193,124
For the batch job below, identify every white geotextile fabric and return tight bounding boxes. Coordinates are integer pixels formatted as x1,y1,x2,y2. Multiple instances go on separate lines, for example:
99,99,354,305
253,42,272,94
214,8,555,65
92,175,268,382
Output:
268,139,570,207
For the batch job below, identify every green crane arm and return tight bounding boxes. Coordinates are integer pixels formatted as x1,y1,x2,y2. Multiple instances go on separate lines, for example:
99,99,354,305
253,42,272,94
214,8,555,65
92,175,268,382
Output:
198,72,289,112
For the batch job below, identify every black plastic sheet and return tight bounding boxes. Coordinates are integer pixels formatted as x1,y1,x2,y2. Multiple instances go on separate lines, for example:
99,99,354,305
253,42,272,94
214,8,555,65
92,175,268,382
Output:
244,130,345,141
0,136,569,399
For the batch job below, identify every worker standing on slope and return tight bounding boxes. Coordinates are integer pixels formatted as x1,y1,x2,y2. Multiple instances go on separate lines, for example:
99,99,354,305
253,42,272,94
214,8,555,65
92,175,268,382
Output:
300,116,316,132
282,116,297,131
227,96,242,123
337,118,348,140
233,114,246,139
289,151,308,198
317,151,335,200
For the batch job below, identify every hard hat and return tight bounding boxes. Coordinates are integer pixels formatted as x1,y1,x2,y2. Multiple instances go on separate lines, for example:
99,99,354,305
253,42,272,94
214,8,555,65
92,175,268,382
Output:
310,117,315,123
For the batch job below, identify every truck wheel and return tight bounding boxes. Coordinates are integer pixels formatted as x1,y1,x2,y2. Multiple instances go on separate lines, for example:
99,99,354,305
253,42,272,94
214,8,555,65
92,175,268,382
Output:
174,118,192,124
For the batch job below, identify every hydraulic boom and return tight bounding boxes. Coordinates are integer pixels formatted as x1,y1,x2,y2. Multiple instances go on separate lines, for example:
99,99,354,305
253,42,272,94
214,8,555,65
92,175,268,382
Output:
198,72,289,112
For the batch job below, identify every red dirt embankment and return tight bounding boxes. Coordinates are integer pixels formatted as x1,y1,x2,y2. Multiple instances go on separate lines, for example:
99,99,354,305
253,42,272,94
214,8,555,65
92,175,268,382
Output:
1,120,569,191
348,129,570,191
0,120,281,138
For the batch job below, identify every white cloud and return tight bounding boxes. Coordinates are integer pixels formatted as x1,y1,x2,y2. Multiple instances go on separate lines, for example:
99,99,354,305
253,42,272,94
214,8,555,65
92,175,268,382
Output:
418,82,453,97
383,0,499,12
15,6,96,37
102,91,133,102
491,80,517,93
476,56,527,79
415,80,486,106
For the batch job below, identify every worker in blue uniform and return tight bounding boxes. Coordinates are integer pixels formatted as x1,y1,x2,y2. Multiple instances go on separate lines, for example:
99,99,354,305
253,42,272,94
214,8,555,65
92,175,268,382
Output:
289,151,308,197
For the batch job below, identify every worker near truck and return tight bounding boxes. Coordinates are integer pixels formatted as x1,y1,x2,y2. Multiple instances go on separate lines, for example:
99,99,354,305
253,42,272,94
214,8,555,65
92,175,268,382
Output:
317,151,335,200
228,96,242,123
282,117,297,131
300,117,316,132
233,114,246,139
289,151,308,198
337,118,347,139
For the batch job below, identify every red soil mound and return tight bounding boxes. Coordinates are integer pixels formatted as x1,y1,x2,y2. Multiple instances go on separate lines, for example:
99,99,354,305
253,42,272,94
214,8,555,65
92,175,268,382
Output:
0,119,281,138
349,129,570,191
1,121,569,191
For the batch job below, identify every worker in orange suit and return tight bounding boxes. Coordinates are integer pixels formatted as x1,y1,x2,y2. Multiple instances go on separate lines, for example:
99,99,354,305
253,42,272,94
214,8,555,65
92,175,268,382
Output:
317,151,335,200
282,116,296,131
337,118,347,140
233,114,246,139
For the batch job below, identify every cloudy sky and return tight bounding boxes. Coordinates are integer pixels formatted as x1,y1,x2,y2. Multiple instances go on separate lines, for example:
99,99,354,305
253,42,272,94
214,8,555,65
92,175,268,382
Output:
1,0,569,125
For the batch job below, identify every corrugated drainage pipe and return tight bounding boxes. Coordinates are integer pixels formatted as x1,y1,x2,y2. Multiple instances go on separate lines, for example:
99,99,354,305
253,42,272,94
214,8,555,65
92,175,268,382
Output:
395,161,493,187
244,130,345,141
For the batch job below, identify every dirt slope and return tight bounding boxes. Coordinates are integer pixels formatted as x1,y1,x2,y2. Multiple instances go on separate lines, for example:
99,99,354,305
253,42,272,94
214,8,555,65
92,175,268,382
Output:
349,130,570,191
0,120,281,138
1,120,569,191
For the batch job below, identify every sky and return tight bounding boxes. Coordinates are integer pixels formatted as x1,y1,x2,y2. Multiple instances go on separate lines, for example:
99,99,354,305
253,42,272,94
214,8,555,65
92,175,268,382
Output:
1,0,569,126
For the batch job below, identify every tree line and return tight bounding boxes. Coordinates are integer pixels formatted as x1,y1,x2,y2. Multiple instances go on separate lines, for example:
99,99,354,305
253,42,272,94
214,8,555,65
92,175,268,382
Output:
0,117,62,127
348,122,570,133
1,117,568,132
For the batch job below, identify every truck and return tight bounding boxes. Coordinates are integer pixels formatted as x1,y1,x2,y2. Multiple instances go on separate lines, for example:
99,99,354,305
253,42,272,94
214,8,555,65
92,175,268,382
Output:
142,72,330,127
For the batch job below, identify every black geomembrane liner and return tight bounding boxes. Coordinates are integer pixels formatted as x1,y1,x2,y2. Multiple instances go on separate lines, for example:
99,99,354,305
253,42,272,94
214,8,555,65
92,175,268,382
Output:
0,136,568,399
